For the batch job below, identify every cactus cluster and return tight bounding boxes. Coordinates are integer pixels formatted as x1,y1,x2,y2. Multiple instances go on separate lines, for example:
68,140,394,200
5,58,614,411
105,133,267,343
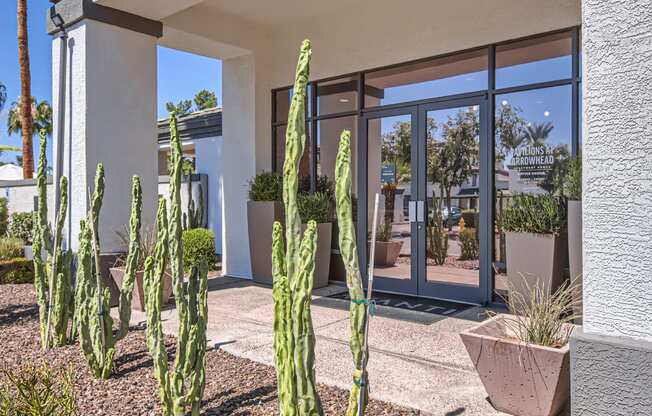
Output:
143,112,208,416
271,39,324,415
75,165,143,379
183,179,204,230
33,130,74,349
334,130,370,416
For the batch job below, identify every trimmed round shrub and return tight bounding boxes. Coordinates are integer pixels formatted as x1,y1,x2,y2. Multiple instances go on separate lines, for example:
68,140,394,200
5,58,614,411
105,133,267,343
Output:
0,258,34,284
7,212,34,245
182,228,216,270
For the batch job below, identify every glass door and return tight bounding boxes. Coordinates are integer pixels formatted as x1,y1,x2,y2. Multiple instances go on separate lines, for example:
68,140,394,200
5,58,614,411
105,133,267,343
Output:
416,98,489,304
359,107,419,295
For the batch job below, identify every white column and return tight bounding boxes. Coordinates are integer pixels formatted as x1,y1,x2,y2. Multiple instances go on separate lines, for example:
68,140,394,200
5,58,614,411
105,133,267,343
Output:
221,54,256,277
52,20,158,252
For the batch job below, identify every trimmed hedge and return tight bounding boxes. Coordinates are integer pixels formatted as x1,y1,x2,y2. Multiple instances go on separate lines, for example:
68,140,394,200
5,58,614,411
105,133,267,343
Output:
460,209,478,228
182,228,217,270
0,257,34,284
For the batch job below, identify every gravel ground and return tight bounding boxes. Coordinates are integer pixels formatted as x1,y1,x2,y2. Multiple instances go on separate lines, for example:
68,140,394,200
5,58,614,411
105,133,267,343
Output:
0,284,419,415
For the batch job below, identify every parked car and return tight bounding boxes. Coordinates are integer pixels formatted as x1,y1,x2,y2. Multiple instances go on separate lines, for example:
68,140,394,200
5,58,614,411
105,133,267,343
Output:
441,206,462,226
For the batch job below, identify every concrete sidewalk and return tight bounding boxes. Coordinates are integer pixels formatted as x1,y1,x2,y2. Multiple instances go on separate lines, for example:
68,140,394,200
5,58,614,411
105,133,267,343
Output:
124,276,505,415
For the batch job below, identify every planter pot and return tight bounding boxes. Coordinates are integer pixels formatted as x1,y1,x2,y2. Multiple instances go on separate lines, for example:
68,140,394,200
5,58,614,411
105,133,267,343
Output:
567,200,583,324
302,222,332,289
100,253,123,307
329,220,357,282
371,240,404,267
460,314,572,416
23,245,33,260
247,201,284,285
110,267,173,311
505,232,566,306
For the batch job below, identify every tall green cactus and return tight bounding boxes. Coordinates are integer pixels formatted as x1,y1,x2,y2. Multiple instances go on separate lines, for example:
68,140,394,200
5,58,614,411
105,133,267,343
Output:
34,130,73,349
143,112,208,416
76,168,142,378
183,179,204,230
335,130,369,415
271,39,323,416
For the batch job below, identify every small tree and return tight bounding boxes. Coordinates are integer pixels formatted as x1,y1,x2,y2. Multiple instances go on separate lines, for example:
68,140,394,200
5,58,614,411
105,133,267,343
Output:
193,89,217,110
165,100,193,116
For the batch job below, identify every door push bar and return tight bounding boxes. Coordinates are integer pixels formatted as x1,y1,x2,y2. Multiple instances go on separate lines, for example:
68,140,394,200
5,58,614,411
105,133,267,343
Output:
409,200,425,223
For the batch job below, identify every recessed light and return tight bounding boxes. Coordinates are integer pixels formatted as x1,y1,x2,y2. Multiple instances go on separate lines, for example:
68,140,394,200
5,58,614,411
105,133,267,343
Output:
544,111,550,117
501,100,508,106
339,98,350,103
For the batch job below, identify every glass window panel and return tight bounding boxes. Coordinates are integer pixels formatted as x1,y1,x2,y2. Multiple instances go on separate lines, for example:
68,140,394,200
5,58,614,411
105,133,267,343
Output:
274,88,291,123
365,49,488,107
317,76,358,115
496,31,572,88
493,85,572,299
274,123,311,177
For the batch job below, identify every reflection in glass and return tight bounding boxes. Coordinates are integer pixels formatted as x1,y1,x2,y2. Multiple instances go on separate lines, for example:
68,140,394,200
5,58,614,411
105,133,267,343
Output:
317,77,358,115
368,115,412,280
274,124,311,177
317,116,357,188
494,86,572,296
496,31,572,88
425,106,480,287
365,49,488,107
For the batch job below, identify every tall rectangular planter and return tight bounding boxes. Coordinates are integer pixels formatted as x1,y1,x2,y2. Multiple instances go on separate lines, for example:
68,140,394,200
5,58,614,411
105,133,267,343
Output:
460,314,571,416
247,201,284,285
505,232,566,304
567,201,582,324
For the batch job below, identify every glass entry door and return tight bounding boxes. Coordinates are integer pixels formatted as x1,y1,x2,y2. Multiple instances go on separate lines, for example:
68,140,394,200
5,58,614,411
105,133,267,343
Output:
359,98,489,304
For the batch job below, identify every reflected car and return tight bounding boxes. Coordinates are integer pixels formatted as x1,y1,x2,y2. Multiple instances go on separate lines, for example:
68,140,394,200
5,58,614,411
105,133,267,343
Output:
441,206,462,226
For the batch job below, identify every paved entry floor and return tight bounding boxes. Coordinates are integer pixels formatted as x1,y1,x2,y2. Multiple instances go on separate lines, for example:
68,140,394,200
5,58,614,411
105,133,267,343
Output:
123,275,507,415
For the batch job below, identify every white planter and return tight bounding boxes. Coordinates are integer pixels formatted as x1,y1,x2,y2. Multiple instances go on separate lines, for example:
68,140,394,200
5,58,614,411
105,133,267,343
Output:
23,245,33,260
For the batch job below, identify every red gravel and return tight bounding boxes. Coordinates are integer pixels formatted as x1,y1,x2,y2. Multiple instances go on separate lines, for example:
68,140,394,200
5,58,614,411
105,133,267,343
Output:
0,284,419,415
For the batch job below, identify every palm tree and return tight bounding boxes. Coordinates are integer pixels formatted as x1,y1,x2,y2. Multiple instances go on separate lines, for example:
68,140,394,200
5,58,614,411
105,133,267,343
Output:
8,98,53,138
0,81,7,112
523,122,554,146
17,0,34,178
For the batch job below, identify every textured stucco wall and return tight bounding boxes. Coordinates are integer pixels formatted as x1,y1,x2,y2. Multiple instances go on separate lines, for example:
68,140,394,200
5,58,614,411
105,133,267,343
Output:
0,183,55,216
194,136,223,256
582,0,652,342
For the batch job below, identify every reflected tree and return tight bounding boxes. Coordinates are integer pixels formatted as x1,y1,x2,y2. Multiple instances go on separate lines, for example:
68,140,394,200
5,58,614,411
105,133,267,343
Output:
523,122,554,146
495,103,527,161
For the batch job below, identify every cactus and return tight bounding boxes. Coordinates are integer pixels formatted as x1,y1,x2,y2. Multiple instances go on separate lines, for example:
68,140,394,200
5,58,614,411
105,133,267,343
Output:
143,112,208,416
34,130,73,349
183,178,204,230
271,39,323,416
334,129,369,415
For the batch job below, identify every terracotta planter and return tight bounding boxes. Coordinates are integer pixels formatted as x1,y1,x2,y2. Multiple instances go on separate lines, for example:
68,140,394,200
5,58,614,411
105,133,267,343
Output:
247,201,284,285
302,222,332,289
110,267,173,311
372,240,403,267
460,314,572,416
567,200,582,324
505,232,567,306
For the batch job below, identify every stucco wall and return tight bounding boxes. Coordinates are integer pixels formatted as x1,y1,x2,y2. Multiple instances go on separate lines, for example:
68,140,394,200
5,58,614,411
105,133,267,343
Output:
582,0,652,342
194,136,223,255
0,182,55,216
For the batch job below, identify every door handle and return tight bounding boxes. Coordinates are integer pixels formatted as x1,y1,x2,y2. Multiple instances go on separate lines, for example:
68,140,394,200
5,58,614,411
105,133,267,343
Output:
417,200,424,222
409,200,416,222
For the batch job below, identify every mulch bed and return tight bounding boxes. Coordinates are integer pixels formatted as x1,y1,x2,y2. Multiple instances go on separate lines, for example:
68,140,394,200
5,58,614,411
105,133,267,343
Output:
0,284,419,415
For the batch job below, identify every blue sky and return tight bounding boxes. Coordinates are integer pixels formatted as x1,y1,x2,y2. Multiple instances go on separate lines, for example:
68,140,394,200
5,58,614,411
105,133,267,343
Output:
0,0,222,165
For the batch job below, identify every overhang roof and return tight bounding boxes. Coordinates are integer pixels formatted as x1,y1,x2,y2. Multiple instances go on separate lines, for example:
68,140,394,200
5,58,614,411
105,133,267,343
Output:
158,107,222,143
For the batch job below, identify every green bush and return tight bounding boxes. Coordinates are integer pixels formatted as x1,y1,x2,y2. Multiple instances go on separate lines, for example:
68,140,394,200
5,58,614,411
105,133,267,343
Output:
183,228,216,270
297,192,331,224
7,212,34,245
459,228,479,260
0,197,8,236
460,209,478,228
248,172,283,201
299,175,335,201
0,363,76,415
0,258,34,284
564,156,582,201
502,193,566,234
0,237,24,260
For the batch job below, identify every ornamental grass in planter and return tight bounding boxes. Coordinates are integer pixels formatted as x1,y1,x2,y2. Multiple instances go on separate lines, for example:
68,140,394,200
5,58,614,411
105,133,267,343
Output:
502,193,567,306
373,217,403,267
564,156,582,324
247,171,283,285
460,276,579,416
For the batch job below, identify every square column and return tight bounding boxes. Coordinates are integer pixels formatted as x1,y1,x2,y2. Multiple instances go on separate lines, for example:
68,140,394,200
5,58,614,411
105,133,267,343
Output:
572,0,652,414
50,1,161,251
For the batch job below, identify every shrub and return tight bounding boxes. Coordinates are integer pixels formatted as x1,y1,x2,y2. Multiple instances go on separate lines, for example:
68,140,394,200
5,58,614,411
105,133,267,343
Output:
564,156,582,201
461,209,478,228
502,193,566,234
248,172,283,201
0,197,8,236
0,237,24,260
297,192,331,224
115,223,157,270
7,212,34,245
0,363,76,415
458,228,479,260
299,175,334,201
0,258,34,284
183,228,216,270
376,218,392,242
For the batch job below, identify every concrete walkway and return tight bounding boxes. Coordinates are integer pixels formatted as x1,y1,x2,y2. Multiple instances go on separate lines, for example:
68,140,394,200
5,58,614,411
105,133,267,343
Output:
125,276,505,415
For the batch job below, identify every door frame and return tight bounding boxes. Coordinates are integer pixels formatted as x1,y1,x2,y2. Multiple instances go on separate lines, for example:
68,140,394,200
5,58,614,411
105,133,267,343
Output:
358,96,493,305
